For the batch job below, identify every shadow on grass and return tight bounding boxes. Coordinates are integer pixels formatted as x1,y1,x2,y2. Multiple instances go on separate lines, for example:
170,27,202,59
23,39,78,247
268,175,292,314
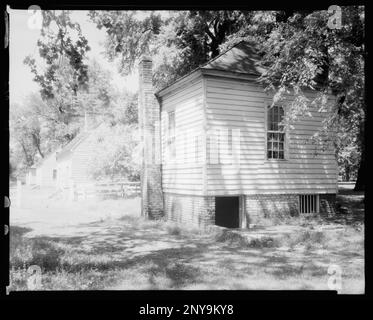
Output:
9,191,365,290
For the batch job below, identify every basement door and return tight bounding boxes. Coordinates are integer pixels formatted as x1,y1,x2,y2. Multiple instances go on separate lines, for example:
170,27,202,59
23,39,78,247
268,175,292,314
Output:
215,196,240,228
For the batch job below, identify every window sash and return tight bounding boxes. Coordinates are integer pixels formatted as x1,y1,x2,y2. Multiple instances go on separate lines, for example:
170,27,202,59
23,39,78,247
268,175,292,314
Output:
267,105,285,160
167,111,176,159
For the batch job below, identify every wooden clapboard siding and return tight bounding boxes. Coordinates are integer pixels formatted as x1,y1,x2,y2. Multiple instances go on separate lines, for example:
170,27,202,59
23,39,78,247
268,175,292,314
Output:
38,152,57,186
56,158,72,188
160,75,205,195
70,135,96,185
33,152,58,187
204,76,338,195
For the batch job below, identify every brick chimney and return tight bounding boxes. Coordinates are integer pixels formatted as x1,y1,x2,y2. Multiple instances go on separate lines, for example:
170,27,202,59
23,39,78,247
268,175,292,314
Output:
138,56,164,219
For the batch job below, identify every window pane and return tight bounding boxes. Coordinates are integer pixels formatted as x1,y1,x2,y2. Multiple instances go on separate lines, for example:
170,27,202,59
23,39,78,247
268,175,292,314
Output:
267,141,272,151
272,121,278,131
171,143,175,158
279,107,284,118
267,106,285,160
279,107,284,131
273,142,279,151
168,112,175,133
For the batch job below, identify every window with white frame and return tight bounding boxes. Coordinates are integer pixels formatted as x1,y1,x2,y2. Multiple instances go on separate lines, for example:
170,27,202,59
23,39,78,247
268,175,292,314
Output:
267,105,285,160
167,111,176,159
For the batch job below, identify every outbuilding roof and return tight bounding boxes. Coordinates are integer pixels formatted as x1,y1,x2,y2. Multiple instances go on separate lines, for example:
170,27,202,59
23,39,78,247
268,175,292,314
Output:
200,41,265,75
56,122,104,161
156,41,265,96
56,131,91,161
32,150,57,169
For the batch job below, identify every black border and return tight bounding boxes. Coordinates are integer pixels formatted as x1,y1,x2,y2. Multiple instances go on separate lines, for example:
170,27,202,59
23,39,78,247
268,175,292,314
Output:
1,0,370,308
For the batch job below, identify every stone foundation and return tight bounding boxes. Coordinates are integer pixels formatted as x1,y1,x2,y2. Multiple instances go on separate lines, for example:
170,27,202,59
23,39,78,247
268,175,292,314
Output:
245,194,299,225
245,194,336,225
141,166,164,219
319,194,337,217
164,193,214,227
164,193,337,228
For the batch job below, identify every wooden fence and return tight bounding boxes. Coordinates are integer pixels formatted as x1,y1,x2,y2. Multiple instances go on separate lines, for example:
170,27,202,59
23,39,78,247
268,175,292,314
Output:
74,180,141,200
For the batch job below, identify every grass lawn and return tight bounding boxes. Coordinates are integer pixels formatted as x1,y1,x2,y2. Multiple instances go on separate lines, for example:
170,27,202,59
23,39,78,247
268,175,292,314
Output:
9,186,364,293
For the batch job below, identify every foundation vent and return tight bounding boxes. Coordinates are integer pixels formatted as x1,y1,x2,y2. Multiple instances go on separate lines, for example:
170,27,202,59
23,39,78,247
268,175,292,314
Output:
299,194,319,214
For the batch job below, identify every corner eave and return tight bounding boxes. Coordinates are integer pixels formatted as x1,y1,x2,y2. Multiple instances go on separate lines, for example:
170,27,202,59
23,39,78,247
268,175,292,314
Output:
200,68,261,82
155,68,203,99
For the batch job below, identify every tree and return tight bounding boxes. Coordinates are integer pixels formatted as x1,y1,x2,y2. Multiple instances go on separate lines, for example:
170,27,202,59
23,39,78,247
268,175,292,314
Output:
18,10,128,178
222,8,365,190
90,8,365,191
22,10,92,151
10,101,40,175
87,122,140,181
24,10,90,101
258,7,365,190
89,10,255,89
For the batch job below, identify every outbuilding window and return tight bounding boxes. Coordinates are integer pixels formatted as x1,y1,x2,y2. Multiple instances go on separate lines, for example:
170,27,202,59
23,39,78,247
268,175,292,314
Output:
267,105,285,160
167,111,176,159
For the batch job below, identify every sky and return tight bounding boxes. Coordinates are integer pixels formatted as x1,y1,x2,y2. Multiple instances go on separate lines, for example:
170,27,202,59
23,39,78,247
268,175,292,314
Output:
9,9,139,105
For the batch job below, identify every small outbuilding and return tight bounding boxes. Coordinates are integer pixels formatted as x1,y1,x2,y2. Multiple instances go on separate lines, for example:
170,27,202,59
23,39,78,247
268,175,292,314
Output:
26,151,58,187
137,41,338,228
26,167,37,186
56,121,100,188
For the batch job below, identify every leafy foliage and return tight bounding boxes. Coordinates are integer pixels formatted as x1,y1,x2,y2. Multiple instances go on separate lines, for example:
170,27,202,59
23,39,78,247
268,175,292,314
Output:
15,10,140,180
90,8,365,189
14,9,365,188
24,10,90,100
87,123,140,181
89,10,254,89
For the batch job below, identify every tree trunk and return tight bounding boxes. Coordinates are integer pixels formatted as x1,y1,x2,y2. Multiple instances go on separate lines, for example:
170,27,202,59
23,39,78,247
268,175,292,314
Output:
20,140,33,166
32,133,44,159
354,117,365,191
354,147,365,191
345,162,350,181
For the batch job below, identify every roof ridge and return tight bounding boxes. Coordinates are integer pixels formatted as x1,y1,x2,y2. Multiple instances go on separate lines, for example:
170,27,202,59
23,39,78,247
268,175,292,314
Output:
198,40,247,69
56,121,105,160
156,40,261,96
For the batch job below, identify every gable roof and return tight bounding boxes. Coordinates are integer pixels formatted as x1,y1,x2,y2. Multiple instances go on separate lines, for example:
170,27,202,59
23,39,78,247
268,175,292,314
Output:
56,132,90,161
32,150,57,169
156,41,265,97
56,122,103,161
200,41,265,75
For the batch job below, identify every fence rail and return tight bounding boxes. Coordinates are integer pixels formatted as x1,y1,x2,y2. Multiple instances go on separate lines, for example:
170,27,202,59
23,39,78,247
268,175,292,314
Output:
338,181,356,185
74,180,140,200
